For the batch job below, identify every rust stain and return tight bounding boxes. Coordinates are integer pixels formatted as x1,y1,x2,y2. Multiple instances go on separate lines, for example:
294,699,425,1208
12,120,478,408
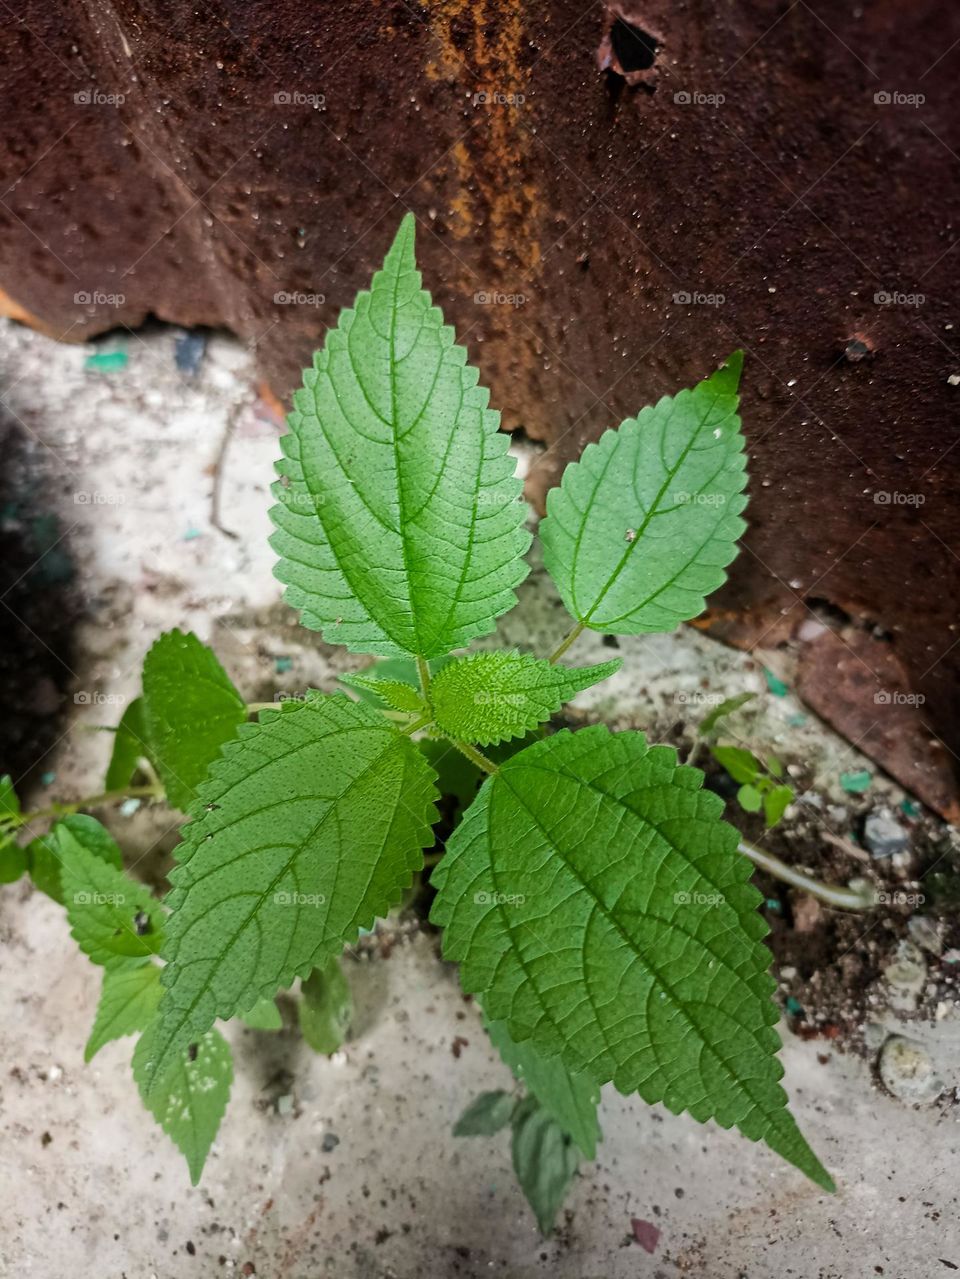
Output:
425,0,541,266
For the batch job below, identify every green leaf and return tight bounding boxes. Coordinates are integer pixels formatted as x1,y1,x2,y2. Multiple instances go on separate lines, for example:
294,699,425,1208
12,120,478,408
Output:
510,1096,580,1234
59,824,165,967
26,834,64,902
25,814,124,904
431,726,832,1191
698,691,756,736
133,1023,233,1184
486,1017,601,1159
428,651,621,746
454,1089,516,1136
711,745,761,784
141,630,246,811
763,785,794,827
270,213,531,660
298,957,353,1054
0,775,25,884
147,693,436,1090
339,673,427,715
85,962,163,1062
540,354,747,635
238,997,283,1031
737,783,764,813
104,696,150,791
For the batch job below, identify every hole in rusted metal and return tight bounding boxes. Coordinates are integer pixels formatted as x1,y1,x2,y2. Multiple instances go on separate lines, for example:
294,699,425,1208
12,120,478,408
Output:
610,17,658,72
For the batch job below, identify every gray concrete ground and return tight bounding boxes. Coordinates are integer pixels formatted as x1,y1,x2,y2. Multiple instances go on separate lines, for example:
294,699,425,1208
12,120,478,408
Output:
0,320,958,1278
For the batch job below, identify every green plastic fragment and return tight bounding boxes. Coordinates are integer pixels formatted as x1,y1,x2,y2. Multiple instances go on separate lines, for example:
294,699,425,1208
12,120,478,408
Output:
85,350,128,373
763,669,789,697
840,770,871,795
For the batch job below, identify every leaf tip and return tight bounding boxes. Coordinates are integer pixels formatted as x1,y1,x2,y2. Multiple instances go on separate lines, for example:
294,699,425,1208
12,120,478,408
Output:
715,349,744,393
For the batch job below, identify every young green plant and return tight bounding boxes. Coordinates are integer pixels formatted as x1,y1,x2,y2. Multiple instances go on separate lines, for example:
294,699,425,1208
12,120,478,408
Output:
1,214,836,1228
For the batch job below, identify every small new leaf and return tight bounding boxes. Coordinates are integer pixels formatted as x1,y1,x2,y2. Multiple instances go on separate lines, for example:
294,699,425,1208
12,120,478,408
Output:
0,775,25,884
141,630,246,811
148,694,436,1089
238,998,283,1031
270,213,531,659
711,745,761,785
431,726,832,1190
85,962,163,1061
428,651,621,746
540,354,747,635
454,1090,516,1137
27,814,124,905
339,673,427,715
105,696,150,792
60,824,165,967
133,1023,233,1184
298,956,352,1054
510,1097,580,1234
486,1017,601,1159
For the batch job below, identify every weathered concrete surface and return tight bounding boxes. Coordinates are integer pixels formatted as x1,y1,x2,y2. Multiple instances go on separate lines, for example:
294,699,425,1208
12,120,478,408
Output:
1,321,959,1277
0,2,958,799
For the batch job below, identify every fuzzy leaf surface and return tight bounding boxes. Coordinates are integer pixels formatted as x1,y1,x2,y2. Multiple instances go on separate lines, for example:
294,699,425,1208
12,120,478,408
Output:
431,726,832,1190
141,630,246,811
60,825,165,966
486,1016,601,1159
148,694,436,1088
133,1023,232,1184
85,962,163,1061
270,213,530,659
540,354,747,634
429,652,621,746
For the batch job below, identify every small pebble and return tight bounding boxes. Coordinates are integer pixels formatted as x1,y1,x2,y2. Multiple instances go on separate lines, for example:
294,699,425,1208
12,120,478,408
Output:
879,1035,944,1105
321,1131,339,1152
275,1093,294,1117
907,915,943,956
864,808,909,858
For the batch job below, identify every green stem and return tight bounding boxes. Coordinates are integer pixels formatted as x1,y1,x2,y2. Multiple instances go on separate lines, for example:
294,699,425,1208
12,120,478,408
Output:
403,714,433,736
738,838,877,911
248,701,415,724
548,620,585,664
416,656,432,698
13,784,163,828
448,737,498,775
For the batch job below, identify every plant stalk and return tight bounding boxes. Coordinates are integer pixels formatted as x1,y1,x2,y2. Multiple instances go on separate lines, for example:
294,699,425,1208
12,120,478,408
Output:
548,620,585,664
738,838,877,910
12,784,164,828
448,737,498,776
